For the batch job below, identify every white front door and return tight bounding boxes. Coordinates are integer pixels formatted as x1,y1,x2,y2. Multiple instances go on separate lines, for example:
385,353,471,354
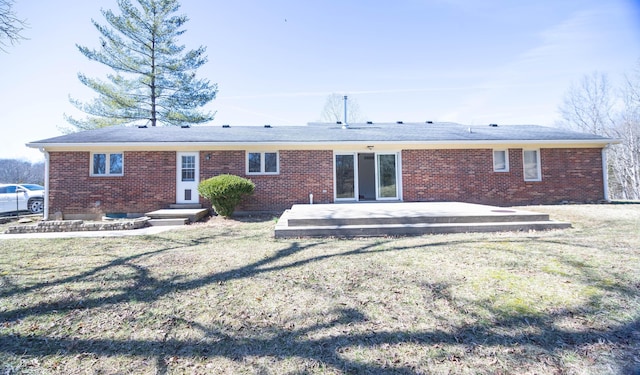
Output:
176,152,199,204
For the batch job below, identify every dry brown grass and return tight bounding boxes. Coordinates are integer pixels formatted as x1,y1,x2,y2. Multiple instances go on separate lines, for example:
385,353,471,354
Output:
0,204,639,374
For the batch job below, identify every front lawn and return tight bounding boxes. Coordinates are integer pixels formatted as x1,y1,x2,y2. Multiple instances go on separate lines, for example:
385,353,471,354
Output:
1,205,639,374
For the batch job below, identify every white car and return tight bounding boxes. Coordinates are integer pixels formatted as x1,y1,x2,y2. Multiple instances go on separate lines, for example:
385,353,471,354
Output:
0,184,45,215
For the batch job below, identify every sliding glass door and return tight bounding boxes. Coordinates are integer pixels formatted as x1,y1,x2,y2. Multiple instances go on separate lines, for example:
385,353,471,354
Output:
376,153,398,199
334,152,400,201
335,154,356,199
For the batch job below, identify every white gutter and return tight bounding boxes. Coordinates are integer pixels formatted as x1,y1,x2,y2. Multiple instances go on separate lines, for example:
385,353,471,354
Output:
26,139,617,149
602,145,610,202
40,148,50,220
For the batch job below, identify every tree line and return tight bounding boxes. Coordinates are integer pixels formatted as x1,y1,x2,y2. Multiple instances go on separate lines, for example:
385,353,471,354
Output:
558,63,640,200
0,159,45,185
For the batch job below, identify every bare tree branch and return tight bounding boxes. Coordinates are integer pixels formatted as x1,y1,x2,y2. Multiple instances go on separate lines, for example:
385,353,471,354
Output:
0,0,27,52
320,93,366,124
558,67,640,200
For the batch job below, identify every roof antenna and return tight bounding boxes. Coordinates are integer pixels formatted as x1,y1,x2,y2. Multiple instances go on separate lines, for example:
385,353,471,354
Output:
342,95,348,129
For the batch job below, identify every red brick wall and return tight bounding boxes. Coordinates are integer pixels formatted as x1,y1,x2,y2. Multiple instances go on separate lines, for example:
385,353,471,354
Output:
47,147,604,218
48,151,175,218
402,148,604,205
199,150,334,212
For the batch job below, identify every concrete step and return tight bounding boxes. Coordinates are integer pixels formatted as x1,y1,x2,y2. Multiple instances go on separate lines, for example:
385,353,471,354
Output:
274,220,571,238
286,213,550,227
145,208,209,223
148,218,189,226
169,203,203,209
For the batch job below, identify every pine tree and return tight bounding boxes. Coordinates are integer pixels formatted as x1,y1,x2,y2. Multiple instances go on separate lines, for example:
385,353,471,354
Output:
66,0,217,129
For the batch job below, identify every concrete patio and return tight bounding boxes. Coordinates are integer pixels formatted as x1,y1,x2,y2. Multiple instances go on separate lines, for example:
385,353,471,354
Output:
274,202,571,238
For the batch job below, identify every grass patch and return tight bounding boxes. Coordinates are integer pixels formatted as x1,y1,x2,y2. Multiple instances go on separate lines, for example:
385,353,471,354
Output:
1,205,639,374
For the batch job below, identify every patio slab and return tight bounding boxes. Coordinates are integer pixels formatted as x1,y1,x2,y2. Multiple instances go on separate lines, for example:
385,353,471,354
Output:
274,202,570,238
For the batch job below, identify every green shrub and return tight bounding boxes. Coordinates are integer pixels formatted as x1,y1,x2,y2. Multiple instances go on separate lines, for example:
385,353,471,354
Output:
198,174,255,217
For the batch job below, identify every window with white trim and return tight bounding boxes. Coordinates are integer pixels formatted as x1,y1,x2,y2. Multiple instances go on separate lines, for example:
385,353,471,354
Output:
91,152,123,176
523,149,541,181
247,152,279,174
493,150,509,172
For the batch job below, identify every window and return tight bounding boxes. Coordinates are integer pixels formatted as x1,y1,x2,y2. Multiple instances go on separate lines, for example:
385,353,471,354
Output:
523,150,541,181
247,152,279,174
493,150,509,172
181,155,196,181
91,152,123,176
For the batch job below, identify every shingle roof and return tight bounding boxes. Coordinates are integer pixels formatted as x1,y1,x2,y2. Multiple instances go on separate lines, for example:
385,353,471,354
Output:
28,122,613,147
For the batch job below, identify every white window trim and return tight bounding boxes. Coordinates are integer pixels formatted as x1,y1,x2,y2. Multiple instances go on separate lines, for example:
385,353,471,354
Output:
493,149,509,172
90,152,124,177
523,149,542,182
246,151,279,175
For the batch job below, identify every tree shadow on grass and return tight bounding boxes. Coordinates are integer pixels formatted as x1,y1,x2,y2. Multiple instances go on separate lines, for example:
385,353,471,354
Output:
2,306,638,374
0,235,216,300
0,234,639,373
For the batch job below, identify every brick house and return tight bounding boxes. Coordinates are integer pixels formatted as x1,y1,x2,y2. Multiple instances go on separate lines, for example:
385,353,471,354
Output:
28,122,614,220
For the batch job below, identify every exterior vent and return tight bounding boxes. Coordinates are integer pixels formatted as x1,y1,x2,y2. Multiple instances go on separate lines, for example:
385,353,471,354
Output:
426,121,433,124
489,123,498,127
366,121,373,124
138,125,147,128
222,124,230,128
264,124,272,128
396,121,403,124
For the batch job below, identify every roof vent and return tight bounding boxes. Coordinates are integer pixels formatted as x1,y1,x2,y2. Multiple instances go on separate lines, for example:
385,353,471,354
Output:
366,121,373,124
426,121,433,124
336,121,342,125
264,124,272,128
396,121,403,124
138,125,147,129
489,123,498,127
181,125,190,129
222,124,230,128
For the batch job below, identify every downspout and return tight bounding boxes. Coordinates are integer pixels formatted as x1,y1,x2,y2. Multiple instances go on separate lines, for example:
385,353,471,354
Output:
602,145,610,202
40,148,50,220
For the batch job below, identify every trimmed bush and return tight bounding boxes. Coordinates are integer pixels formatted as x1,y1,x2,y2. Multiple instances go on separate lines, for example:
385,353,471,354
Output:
198,174,255,217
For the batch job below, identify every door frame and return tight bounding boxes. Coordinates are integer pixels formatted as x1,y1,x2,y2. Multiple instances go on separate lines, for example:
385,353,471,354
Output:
375,152,401,200
176,152,200,204
334,152,358,201
333,151,402,202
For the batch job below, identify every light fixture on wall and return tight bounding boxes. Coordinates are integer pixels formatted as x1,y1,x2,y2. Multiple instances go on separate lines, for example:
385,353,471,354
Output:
206,153,211,160
367,145,374,150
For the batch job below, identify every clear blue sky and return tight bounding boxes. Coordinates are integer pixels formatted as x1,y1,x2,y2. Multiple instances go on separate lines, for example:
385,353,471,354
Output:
1,0,639,161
